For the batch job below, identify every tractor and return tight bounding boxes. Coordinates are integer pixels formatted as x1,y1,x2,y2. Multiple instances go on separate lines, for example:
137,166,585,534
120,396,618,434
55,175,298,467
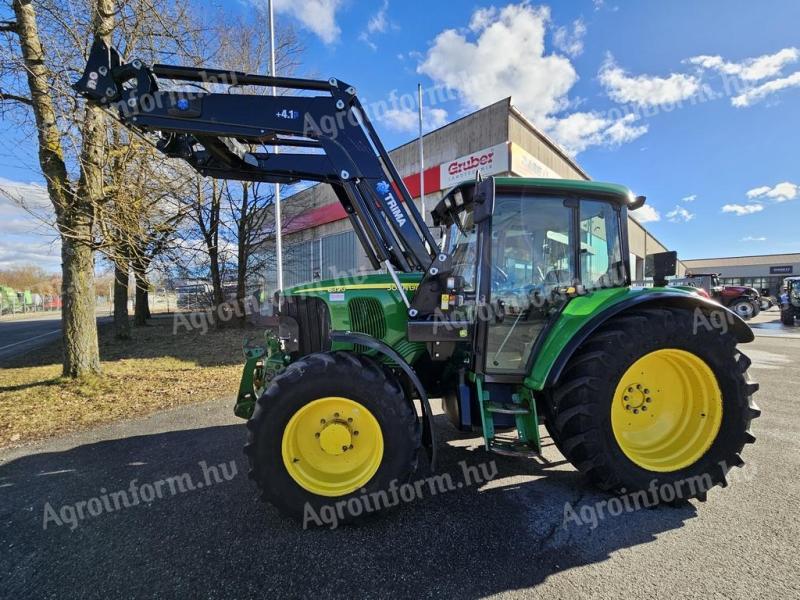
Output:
75,39,760,522
780,277,800,325
669,273,761,320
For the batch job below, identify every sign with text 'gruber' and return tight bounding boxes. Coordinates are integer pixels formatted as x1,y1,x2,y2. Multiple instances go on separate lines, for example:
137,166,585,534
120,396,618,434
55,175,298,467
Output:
439,142,509,187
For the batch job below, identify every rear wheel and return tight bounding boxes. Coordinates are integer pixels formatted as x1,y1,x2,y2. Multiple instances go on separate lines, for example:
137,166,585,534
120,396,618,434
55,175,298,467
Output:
782,310,795,325
548,307,759,502
245,351,420,522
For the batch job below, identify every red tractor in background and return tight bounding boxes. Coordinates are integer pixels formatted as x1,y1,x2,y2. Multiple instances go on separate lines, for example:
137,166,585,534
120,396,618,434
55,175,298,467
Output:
670,273,761,320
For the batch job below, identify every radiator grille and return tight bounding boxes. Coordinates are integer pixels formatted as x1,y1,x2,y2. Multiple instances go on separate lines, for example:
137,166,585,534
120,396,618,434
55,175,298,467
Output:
347,297,386,340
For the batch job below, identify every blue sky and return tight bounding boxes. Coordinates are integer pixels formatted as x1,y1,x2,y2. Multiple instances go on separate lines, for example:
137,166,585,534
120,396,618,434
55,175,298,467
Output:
1,0,798,270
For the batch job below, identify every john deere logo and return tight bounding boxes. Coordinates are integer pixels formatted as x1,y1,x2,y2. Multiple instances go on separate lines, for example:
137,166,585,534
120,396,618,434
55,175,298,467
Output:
376,180,391,195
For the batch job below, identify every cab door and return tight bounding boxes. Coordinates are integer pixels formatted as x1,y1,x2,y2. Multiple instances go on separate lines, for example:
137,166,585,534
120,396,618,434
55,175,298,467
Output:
479,191,576,378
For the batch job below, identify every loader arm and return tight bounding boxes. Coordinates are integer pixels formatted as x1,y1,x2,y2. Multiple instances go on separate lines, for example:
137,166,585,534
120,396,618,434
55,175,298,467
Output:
74,38,441,305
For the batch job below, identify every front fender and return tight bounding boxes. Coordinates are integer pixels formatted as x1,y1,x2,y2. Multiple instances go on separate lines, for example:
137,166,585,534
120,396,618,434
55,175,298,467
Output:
329,331,437,470
527,288,754,390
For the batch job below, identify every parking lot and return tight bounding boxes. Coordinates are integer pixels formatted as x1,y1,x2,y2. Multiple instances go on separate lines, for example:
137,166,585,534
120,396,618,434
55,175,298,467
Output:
1,323,798,599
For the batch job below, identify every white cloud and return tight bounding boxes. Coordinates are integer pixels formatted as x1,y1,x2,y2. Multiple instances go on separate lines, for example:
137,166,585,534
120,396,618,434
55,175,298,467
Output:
366,0,389,34
731,70,800,107
545,111,647,155
0,177,60,270
666,205,694,223
553,19,586,58
687,47,799,82
630,204,661,224
382,106,448,133
272,0,343,44
418,4,576,124
359,0,391,50
740,235,766,242
681,194,697,202
722,203,764,216
599,55,701,107
417,4,644,155
687,47,800,107
746,181,798,202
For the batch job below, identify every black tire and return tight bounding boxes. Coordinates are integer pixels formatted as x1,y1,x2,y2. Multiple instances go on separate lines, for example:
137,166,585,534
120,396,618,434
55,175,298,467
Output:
729,298,756,320
781,310,795,326
245,351,420,523
548,306,759,502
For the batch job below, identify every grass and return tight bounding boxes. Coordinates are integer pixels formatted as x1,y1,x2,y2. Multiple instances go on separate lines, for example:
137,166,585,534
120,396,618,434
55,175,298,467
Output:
0,315,259,449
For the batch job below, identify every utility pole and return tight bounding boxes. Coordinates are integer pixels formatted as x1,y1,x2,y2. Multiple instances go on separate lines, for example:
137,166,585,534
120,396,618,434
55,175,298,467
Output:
268,0,283,291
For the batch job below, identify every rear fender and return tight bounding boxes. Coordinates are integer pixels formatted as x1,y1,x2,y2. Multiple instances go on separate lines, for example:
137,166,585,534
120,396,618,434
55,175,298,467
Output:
543,291,754,389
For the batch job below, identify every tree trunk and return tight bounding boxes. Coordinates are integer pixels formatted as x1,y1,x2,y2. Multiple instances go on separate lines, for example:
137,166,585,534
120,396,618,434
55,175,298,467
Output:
12,0,112,378
61,235,100,377
113,260,130,339
235,183,249,327
133,265,150,326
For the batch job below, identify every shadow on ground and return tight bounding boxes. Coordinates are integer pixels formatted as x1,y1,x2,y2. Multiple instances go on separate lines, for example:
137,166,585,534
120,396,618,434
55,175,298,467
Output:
0,415,696,598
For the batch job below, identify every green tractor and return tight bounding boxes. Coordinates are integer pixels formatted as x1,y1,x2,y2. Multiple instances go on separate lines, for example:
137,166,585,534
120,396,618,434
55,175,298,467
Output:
76,39,759,522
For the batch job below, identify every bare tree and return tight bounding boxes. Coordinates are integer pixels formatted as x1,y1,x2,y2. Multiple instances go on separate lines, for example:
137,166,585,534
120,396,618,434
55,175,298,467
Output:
4,0,114,376
1,0,203,358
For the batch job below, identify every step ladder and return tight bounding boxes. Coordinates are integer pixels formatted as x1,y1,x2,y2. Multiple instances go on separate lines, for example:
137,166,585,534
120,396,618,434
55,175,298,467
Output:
473,375,541,457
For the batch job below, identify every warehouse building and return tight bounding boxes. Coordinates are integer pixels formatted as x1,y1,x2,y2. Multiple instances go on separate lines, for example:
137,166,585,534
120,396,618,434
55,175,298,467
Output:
682,253,800,297
265,98,677,289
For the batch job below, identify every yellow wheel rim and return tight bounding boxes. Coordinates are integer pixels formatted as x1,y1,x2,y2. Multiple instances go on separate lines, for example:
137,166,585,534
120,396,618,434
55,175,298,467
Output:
611,349,723,472
281,397,384,497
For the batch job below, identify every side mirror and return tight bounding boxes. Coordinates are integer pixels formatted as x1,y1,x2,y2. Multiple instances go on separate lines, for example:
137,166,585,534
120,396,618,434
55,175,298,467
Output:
645,251,677,287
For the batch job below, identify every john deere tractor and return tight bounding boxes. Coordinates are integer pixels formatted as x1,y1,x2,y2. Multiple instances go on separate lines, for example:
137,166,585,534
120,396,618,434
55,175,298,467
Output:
76,40,759,522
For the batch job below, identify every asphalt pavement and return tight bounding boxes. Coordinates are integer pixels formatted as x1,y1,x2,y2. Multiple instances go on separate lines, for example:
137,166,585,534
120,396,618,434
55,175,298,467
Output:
1,333,799,598
0,313,63,365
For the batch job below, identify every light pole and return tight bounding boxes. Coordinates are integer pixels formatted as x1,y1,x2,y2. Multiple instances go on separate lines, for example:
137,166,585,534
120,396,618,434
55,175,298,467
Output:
268,0,283,291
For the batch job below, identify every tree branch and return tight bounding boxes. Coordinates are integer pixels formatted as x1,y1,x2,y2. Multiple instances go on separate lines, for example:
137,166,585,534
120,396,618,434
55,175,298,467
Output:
0,88,33,106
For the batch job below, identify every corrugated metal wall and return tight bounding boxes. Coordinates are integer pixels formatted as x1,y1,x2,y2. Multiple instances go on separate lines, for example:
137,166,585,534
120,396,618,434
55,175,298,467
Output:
321,231,356,281
283,231,357,287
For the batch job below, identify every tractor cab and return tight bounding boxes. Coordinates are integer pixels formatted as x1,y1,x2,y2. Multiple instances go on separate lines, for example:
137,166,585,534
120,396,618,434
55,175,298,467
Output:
429,177,637,377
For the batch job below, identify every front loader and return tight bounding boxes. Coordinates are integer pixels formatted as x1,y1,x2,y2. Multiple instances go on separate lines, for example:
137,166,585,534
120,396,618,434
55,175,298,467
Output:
75,39,760,522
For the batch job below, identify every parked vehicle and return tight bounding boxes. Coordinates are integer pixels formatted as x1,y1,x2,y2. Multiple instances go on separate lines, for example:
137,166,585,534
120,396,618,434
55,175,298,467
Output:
780,277,800,326
670,273,761,320
77,39,760,522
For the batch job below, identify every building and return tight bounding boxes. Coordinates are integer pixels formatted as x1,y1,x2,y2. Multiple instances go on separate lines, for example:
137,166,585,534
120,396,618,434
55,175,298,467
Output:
265,98,675,289
682,253,800,297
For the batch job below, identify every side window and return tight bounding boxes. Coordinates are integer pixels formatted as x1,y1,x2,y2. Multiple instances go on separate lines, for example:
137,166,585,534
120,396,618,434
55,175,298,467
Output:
579,200,623,289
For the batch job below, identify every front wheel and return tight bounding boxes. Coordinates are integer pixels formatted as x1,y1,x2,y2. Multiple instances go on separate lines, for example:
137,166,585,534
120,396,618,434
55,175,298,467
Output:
245,352,420,523
782,310,796,326
548,307,759,502
730,298,757,320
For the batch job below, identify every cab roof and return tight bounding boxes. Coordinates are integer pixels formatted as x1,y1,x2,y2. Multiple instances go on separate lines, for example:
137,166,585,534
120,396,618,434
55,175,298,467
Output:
433,176,642,226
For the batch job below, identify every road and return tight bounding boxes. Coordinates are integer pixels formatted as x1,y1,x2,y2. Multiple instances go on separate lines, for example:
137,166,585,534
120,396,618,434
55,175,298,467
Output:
0,313,62,365
1,334,799,598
